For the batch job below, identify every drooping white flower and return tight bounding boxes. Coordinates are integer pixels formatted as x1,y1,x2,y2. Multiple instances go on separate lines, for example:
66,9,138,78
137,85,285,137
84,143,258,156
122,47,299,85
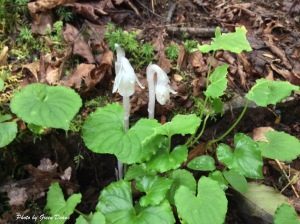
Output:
146,64,176,118
113,44,143,97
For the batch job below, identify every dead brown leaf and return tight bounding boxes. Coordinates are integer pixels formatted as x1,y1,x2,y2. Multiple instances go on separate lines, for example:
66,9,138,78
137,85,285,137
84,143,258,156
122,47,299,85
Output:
189,51,206,73
7,187,28,207
63,24,95,63
63,63,96,90
37,158,58,172
65,2,108,22
252,127,275,142
45,66,60,84
62,49,113,91
264,34,292,69
176,45,186,69
31,12,53,35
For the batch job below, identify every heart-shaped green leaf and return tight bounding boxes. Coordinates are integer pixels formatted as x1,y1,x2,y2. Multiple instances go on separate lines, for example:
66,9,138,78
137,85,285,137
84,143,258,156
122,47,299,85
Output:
82,104,161,164
155,114,201,137
259,131,300,161
97,181,175,224
136,175,173,207
205,64,229,99
223,169,248,193
124,164,155,181
208,171,228,190
0,78,4,91
168,169,196,204
146,145,188,173
76,212,106,224
175,176,227,224
217,133,263,179
187,155,216,171
198,26,252,53
246,79,298,107
0,121,17,148
45,182,82,224
274,204,300,224
10,83,82,130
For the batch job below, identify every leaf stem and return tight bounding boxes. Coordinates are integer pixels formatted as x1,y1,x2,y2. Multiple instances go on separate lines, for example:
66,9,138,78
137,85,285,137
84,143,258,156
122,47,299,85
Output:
208,100,249,146
185,51,214,147
188,114,210,147
75,209,89,219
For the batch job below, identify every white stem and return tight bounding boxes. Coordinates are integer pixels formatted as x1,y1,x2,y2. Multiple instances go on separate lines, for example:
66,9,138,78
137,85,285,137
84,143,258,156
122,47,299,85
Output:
117,96,131,180
146,66,156,119
123,96,130,131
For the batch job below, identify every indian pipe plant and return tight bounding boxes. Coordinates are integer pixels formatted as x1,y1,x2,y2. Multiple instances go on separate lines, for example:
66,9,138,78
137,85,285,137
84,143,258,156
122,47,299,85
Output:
1,26,300,224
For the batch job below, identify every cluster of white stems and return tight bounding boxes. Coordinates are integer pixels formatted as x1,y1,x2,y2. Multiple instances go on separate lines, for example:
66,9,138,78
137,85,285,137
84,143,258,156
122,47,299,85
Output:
112,44,176,179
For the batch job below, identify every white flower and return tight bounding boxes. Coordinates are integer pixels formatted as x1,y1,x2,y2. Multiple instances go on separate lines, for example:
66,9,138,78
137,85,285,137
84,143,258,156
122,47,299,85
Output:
147,64,176,105
113,44,143,97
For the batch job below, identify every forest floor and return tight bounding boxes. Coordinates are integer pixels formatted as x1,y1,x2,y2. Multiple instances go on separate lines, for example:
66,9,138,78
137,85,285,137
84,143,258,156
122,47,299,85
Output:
1,0,300,223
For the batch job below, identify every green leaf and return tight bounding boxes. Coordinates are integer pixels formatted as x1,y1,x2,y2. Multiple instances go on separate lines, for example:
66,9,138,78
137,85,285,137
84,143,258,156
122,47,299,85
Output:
97,181,175,224
45,182,82,224
217,133,263,179
155,114,201,137
82,104,161,164
168,169,196,204
246,79,299,107
223,169,248,193
124,164,155,181
198,26,252,53
208,171,228,190
0,78,4,91
259,131,300,161
136,175,173,207
241,182,289,217
10,83,82,130
0,122,17,148
76,212,106,224
175,176,227,224
187,155,216,171
274,204,300,224
0,114,12,123
205,64,229,98
146,145,188,173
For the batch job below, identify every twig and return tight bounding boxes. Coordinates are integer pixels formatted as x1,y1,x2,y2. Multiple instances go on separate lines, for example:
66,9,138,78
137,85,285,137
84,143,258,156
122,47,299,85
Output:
166,26,227,37
275,159,299,198
135,0,165,19
166,2,177,23
151,0,155,13
126,0,141,17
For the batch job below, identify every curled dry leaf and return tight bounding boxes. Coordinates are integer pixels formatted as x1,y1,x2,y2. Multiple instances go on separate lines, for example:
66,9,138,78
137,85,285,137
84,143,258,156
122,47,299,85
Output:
0,46,8,66
153,30,172,73
28,0,74,14
63,24,95,63
37,158,58,172
22,61,40,81
60,167,72,180
252,127,275,142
